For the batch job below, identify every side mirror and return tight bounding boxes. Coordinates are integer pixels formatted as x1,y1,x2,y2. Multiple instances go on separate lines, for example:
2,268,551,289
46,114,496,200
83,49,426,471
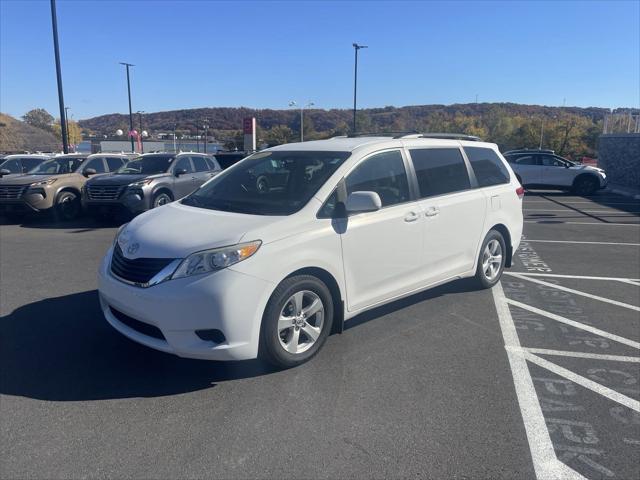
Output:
83,168,97,177
346,191,382,214
0,169,11,176
175,168,187,176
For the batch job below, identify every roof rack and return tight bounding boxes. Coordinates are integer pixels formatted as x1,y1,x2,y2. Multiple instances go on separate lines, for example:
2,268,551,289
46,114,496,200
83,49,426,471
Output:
416,133,482,141
346,131,419,138
345,132,482,141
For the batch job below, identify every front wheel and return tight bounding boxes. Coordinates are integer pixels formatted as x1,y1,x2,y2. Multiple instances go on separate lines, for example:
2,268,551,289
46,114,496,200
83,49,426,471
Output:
474,230,506,289
572,176,599,196
260,275,334,368
152,191,172,208
54,191,81,221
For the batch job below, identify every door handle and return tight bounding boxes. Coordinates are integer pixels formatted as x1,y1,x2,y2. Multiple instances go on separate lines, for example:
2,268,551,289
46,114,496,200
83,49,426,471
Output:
425,207,440,217
404,211,420,222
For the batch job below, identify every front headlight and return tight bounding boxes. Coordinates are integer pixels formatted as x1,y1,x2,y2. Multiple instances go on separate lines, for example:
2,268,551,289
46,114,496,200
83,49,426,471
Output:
30,178,57,187
113,222,129,246
128,179,153,187
171,241,261,279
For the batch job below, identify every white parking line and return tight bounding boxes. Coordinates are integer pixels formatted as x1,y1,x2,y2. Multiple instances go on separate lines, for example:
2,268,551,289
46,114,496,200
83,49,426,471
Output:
525,201,640,206
524,239,640,246
525,221,640,226
505,299,640,349
493,283,585,480
516,350,640,413
524,209,640,213
507,273,640,312
508,272,640,282
511,347,640,363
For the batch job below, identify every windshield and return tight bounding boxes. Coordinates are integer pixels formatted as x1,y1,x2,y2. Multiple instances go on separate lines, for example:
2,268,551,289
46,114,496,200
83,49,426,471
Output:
29,156,85,175
115,155,173,174
182,150,350,215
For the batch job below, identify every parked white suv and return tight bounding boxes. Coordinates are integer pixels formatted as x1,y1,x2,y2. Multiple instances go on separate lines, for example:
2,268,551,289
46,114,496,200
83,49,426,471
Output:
504,149,607,195
98,135,523,367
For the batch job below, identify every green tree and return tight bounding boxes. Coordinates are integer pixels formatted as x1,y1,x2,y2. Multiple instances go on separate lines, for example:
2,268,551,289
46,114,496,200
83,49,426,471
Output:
265,125,294,146
22,108,54,132
52,119,82,146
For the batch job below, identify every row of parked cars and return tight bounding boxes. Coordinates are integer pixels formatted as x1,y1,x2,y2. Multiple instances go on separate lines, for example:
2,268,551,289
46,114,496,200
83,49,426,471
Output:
0,145,607,223
0,151,246,221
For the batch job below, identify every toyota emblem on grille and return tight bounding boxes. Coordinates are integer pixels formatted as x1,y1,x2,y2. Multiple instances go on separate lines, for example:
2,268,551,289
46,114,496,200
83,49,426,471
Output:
127,243,140,255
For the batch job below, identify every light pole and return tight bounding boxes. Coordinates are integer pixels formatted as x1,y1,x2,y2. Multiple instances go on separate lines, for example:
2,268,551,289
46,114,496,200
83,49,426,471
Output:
173,123,177,152
289,101,314,142
136,111,145,153
203,123,209,153
64,106,71,150
352,43,367,133
119,62,135,152
539,118,544,149
50,0,68,153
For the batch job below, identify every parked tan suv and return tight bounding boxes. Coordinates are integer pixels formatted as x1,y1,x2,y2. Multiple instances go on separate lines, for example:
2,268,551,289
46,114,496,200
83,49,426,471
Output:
0,153,130,220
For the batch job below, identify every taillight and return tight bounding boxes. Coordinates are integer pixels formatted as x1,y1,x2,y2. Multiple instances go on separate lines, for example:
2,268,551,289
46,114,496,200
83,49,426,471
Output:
516,186,525,199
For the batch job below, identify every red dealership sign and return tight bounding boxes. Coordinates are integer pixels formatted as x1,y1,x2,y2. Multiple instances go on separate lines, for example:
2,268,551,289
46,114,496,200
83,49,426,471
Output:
243,118,254,135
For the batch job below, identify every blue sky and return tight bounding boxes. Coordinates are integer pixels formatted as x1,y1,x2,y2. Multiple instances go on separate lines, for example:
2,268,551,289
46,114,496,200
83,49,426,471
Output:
1,0,638,120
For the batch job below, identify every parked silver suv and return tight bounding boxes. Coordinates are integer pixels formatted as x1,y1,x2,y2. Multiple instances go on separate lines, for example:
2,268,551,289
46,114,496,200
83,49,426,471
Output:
83,152,221,218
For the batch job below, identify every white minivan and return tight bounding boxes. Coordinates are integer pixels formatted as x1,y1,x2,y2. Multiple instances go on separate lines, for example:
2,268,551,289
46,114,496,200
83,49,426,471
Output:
98,135,524,367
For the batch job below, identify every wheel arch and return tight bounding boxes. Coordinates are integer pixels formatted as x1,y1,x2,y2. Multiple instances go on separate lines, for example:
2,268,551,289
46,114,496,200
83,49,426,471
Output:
54,186,81,202
572,172,599,188
488,223,513,267
283,266,345,334
151,185,174,200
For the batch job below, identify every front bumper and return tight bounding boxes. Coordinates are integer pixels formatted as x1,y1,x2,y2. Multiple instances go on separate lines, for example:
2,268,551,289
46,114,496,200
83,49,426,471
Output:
97,247,275,361
83,189,152,216
0,189,52,213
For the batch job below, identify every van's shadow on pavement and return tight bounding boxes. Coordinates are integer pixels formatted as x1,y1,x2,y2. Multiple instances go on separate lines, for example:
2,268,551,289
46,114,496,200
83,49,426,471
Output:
1,279,479,402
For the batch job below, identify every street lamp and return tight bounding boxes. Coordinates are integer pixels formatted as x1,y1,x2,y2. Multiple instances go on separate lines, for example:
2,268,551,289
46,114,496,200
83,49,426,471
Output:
352,43,368,133
136,110,145,153
50,0,68,153
289,101,314,142
203,123,209,153
119,62,135,152
64,106,71,150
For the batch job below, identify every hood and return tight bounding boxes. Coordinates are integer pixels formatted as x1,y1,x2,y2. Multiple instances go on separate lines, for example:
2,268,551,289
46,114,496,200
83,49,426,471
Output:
119,201,282,259
571,164,605,174
0,173,73,185
89,172,170,186
0,173,26,180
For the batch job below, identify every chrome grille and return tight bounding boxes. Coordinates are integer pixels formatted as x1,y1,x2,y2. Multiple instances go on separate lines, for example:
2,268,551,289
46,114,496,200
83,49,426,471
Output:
0,185,29,200
111,243,176,285
87,185,125,200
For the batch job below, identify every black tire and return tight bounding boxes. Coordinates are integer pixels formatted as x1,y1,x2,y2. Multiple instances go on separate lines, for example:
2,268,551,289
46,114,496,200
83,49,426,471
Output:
54,191,81,221
572,175,599,196
259,275,334,368
474,230,507,289
152,191,173,208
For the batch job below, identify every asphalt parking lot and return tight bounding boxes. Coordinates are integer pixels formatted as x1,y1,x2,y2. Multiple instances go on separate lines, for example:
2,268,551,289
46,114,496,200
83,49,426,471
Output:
1,191,638,479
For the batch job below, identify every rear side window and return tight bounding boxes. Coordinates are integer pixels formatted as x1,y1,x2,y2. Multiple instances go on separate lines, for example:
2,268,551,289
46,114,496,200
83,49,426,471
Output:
106,157,125,171
205,157,221,171
346,150,410,207
465,147,510,187
192,156,209,172
1,159,21,173
409,148,470,198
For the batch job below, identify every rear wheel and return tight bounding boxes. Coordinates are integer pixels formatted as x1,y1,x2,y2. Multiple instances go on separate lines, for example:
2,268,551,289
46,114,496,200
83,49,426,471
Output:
54,191,80,221
152,191,172,208
572,176,599,196
260,275,333,368
474,230,506,289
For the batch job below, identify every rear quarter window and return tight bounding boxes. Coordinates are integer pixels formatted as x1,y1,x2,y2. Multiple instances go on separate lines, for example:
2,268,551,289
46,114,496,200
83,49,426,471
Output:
464,147,510,187
409,148,471,198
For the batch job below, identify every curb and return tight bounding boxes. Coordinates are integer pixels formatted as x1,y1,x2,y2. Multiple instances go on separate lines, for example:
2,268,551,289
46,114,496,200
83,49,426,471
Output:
605,187,640,200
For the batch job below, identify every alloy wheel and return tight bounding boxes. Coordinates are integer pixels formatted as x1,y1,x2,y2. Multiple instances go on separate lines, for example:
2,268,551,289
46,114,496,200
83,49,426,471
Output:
277,290,324,355
482,239,503,282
